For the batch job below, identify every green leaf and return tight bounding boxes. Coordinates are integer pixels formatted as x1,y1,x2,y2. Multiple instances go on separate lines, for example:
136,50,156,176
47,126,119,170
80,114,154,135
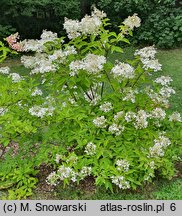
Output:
111,45,123,53
0,181,15,190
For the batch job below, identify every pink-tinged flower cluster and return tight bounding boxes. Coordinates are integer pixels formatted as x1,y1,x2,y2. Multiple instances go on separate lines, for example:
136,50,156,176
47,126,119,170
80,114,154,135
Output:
6,32,23,51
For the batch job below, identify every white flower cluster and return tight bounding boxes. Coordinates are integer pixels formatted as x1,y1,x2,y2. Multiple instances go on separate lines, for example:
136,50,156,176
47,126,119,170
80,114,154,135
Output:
83,83,102,105
144,172,154,181
116,159,130,172
149,135,171,157
63,7,106,39
125,111,136,122
29,105,55,118
47,165,92,185
123,88,138,103
41,30,58,41
125,110,148,129
100,102,113,112
142,59,162,71
21,55,36,68
46,165,92,185
135,46,157,59
169,112,182,122
111,62,135,81
108,123,124,136
84,142,96,156
58,165,77,182
46,171,58,186
111,176,130,189
134,46,162,72
69,60,82,74
149,144,164,157
134,110,148,129
149,108,166,120
0,66,10,74
21,53,57,75
9,73,23,82
149,161,155,169
160,86,176,98
92,7,107,19
44,95,56,106
93,116,107,128
66,155,78,164
68,98,76,105
63,18,81,39
22,30,58,52
123,14,141,30
22,39,43,52
154,135,171,147
21,44,77,75
80,166,92,180
55,154,61,163
84,90,101,105
70,53,106,74
17,101,23,108
146,86,175,107
114,111,124,121
81,15,102,36
147,90,165,106
143,160,156,180
83,54,106,74
69,171,78,183
155,76,173,86
49,46,77,63
0,107,7,116
31,87,43,96
149,74,175,107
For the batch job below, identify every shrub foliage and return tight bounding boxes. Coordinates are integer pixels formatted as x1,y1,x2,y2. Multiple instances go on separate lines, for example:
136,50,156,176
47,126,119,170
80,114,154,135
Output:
0,8,181,199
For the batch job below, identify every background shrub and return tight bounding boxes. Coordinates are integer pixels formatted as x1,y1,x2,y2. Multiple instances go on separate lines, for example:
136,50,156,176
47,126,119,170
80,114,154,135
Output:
0,25,16,41
2,0,181,48
0,0,81,39
136,6,182,48
94,0,182,48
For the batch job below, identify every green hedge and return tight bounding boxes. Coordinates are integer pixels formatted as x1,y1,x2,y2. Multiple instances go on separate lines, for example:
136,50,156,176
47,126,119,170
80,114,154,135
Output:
0,0,182,48
0,0,81,39
94,0,182,48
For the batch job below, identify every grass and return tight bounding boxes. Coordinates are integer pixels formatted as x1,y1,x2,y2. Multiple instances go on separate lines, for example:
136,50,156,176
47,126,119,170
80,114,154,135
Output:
0,48,182,200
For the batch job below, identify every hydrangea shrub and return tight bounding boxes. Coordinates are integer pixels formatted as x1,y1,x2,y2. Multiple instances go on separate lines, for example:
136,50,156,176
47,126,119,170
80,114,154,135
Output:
1,7,181,194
